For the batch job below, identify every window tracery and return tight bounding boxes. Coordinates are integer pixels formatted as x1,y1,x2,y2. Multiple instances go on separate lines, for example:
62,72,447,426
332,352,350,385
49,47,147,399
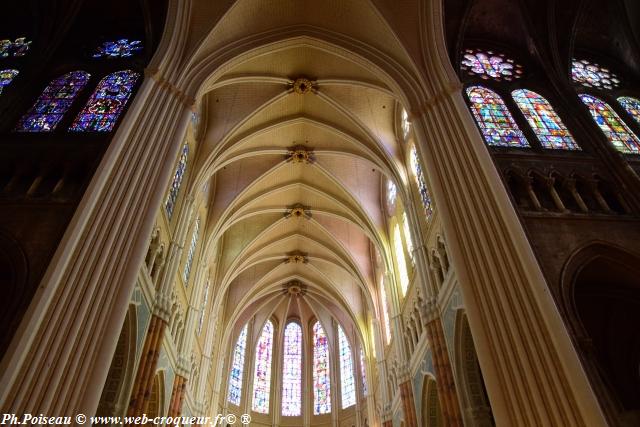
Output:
511,89,580,150
386,179,397,214
401,108,411,138
182,217,200,284
0,37,31,57
579,94,640,154
165,143,189,220
93,39,143,58
338,326,356,408
409,145,433,218
0,69,18,95
69,70,139,132
360,348,368,396
461,49,523,82
572,59,620,90
313,321,331,415
394,224,410,296
402,212,414,263
16,71,90,132
252,320,274,414
228,325,248,406
618,96,640,126
282,322,302,416
466,85,529,148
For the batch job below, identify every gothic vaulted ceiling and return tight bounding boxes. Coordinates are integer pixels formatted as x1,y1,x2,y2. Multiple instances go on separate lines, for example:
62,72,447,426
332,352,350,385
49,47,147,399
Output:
171,0,427,345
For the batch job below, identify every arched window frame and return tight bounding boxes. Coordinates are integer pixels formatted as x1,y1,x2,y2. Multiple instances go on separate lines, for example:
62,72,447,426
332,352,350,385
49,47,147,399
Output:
165,142,190,221
227,324,249,406
311,319,332,415
252,319,275,414
281,320,303,417
182,216,201,285
569,56,640,155
461,47,584,153
337,325,356,409
392,222,410,297
379,276,392,345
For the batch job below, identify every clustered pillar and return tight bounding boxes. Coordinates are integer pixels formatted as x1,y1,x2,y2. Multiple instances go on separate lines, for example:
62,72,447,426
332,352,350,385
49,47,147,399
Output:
426,317,463,427
127,315,167,419
168,375,188,417
399,380,418,427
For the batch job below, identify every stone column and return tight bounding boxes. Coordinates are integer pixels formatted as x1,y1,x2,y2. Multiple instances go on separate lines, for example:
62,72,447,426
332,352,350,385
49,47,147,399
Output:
413,10,607,422
423,302,462,427
399,377,418,427
168,375,187,418
0,30,195,416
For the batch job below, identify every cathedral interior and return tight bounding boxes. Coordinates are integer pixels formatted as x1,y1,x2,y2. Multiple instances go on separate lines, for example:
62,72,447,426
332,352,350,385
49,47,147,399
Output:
1,1,640,426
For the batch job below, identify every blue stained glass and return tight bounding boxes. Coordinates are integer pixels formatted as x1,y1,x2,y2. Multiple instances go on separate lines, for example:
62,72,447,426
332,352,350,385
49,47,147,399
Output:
512,89,580,150
16,71,90,132
313,321,331,415
70,70,139,132
0,69,18,95
409,145,433,219
618,96,640,126
0,37,31,58
182,217,200,284
282,322,302,416
93,39,142,58
252,320,274,414
228,325,248,406
466,85,529,148
165,143,189,220
580,94,640,154
338,326,356,409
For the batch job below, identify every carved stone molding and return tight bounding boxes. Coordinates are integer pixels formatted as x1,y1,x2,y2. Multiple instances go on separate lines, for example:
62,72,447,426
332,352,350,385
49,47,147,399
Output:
284,251,309,264
284,203,312,219
285,145,315,164
291,77,316,94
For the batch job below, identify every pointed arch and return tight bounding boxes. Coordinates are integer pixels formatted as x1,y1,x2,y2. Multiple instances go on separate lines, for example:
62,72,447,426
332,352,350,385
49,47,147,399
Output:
16,71,90,132
511,89,579,150
165,143,189,220
579,94,640,154
618,96,640,126
393,224,410,296
252,319,274,414
312,320,331,415
228,324,248,406
0,69,18,95
409,144,433,219
282,321,302,416
338,325,356,409
70,70,139,132
465,85,529,148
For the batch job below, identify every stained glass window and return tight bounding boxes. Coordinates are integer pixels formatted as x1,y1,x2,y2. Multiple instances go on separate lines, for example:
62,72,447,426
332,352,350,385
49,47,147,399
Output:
572,59,620,90
360,348,368,396
511,89,579,150
402,212,414,263
252,320,274,414
16,71,90,132
198,280,210,335
228,324,248,406
282,322,302,416
386,179,397,212
401,108,411,138
70,70,139,132
0,37,31,57
409,145,433,219
182,217,200,284
165,143,189,220
461,49,523,82
313,321,331,415
0,69,18,95
380,279,391,345
618,96,640,126
338,326,356,409
394,224,410,296
466,85,529,148
93,39,142,58
579,94,640,154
